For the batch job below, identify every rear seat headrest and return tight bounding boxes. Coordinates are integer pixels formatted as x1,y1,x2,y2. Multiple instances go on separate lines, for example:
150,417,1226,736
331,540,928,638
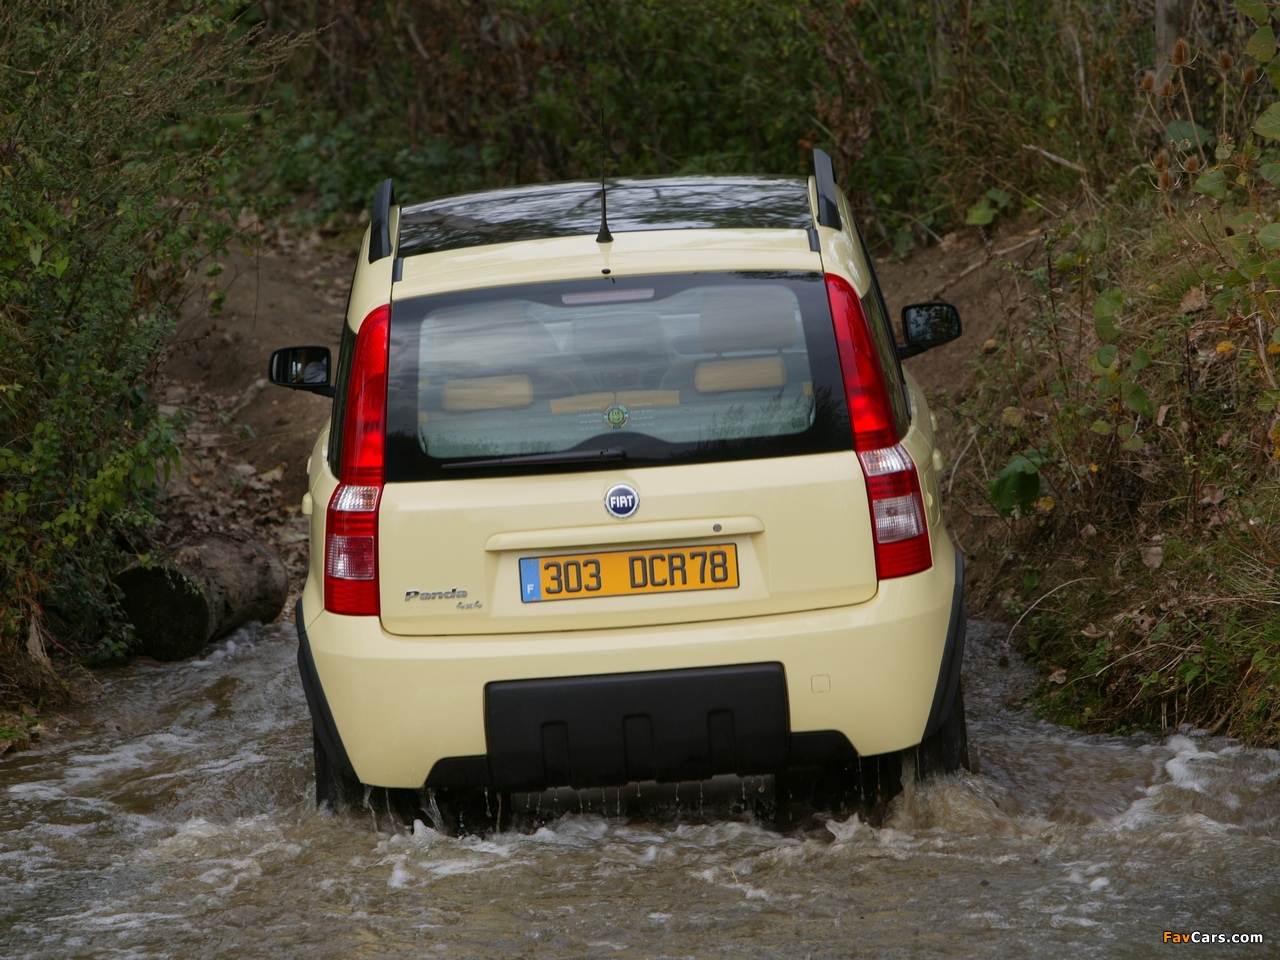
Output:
425,301,559,370
441,374,533,412
698,287,798,354
570,311,667,361
694,356,787,394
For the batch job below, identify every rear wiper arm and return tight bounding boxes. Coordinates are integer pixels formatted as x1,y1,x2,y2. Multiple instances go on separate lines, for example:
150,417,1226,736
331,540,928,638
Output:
441,447,627,470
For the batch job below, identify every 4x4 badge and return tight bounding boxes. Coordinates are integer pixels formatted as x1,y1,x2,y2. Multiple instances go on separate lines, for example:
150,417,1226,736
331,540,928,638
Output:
604,483,638,519
603,402,629,428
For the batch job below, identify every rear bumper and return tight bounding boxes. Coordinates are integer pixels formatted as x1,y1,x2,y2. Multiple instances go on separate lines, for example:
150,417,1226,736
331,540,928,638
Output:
297,548,962,789
485,663,790,791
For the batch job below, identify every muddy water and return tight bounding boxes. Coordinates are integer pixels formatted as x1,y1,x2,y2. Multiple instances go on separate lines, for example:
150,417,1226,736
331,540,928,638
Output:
2,623,1277,959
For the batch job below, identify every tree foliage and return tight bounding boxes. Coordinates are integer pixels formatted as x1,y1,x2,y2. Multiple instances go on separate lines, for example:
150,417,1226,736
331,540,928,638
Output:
0,1,300,689
246,0,822,223
250,1,1166,249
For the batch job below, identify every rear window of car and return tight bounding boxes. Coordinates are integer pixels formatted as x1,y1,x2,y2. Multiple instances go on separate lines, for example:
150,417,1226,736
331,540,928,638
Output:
384,272,853,481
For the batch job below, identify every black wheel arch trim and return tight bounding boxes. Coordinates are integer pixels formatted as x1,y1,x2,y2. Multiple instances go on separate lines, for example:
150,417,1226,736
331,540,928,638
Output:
295,598,359,781
923,549,966,739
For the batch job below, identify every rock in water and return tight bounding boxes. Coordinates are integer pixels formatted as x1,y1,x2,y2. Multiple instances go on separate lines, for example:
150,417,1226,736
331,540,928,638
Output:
116,536,288,661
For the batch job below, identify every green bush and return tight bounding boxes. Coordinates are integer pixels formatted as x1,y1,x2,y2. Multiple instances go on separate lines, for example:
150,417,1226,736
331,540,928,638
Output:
246,2,1168,249
246,0,824,219
952,2,1280,742
0,1,299,694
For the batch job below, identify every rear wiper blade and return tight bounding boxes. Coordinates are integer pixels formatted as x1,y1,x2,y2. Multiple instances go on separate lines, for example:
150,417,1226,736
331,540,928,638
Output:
441,447,627,470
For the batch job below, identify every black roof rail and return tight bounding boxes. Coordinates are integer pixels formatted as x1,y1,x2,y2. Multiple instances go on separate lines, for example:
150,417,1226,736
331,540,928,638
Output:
812,148,841,231
369,178,396,263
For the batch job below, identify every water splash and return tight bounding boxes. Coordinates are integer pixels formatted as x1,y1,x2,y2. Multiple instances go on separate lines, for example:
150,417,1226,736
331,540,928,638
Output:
424,789,446,836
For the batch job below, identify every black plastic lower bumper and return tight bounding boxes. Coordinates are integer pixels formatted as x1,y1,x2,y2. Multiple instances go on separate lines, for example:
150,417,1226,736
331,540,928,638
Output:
482,663,791,791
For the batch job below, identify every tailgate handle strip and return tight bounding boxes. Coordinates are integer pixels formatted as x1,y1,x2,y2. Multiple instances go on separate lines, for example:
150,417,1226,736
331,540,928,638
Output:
485,516,763,552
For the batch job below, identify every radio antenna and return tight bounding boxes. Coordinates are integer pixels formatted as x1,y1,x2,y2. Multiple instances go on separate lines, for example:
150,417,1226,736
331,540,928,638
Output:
595,107,613,244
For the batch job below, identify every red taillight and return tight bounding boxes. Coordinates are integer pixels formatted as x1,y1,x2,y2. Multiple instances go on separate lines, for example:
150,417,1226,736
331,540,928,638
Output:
826,274,932,580
858,444,931,578
825,274,896,453
325,483,381,614
339,304,391,486
325,304,390,616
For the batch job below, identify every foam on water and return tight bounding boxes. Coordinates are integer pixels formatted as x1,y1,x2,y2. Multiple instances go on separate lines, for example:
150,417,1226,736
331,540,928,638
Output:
887,770,1057,840
1101,729,1280,836
188,622,263,668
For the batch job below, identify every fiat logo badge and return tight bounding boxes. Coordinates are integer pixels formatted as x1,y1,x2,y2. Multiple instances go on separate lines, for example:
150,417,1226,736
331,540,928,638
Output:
604,483,639,519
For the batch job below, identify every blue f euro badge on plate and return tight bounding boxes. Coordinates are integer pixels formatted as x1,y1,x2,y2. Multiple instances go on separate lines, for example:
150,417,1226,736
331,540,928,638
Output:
519,557,542,602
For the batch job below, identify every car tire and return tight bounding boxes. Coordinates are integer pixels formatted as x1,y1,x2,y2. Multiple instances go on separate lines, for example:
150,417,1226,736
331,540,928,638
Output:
912,683,970,781
772,685,969,825
772,750,901,825
314,725,365,814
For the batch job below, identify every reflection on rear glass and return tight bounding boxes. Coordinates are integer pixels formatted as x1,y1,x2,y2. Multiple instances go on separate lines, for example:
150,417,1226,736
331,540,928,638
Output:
561,289,655,305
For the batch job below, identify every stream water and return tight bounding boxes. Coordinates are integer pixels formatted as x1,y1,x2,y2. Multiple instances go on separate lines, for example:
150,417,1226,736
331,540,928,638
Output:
1,621,1277,959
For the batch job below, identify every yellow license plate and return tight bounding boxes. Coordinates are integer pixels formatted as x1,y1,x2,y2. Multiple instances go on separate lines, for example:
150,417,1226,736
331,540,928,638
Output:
519,544,739,602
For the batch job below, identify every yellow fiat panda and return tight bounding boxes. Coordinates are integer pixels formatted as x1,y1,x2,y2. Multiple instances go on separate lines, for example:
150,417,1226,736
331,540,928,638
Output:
270,150,967,828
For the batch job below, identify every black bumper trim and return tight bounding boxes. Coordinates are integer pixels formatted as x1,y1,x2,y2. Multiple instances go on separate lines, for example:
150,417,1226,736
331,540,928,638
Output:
426,731,860,789
923,549,966,738
295,598,358,781
482,663,791,791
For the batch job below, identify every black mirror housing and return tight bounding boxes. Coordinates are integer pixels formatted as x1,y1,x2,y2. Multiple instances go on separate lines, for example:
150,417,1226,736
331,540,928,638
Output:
897,302,962,360
269,346,335,397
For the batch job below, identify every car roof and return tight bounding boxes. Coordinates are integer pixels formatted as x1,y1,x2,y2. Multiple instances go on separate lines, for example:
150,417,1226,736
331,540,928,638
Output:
396,175,814,258
346,153,874,327
392,227,827,302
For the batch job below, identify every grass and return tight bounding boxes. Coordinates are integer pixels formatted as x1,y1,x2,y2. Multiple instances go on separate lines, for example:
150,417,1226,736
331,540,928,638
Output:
925,0,1280,744
947,187,1280,744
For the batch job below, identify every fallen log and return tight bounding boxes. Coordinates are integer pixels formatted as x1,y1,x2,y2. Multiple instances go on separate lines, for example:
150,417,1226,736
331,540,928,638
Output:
116,536,288,662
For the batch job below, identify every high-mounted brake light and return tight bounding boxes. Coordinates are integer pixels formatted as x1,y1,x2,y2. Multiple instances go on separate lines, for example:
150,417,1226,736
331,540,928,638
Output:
325,304,390,615
825,274,932,580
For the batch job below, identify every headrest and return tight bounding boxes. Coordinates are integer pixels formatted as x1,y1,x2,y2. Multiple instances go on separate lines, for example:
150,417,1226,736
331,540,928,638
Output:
693,357,787,394
569,311,667,361
698,287,798,354
441,374,533,412
424,301,559,370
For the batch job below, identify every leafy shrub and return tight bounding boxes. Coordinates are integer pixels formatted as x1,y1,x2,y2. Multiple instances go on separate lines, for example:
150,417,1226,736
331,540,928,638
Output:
952,2,1280,742
249,2,1169,249
0,1,299,694
245,1,825,218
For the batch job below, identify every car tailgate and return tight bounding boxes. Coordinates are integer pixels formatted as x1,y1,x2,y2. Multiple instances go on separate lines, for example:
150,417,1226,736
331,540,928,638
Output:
377,451,876,636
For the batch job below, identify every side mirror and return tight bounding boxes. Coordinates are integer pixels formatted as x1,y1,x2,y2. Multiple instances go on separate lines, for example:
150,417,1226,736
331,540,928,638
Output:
269,346,335,397
897,302,962,360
